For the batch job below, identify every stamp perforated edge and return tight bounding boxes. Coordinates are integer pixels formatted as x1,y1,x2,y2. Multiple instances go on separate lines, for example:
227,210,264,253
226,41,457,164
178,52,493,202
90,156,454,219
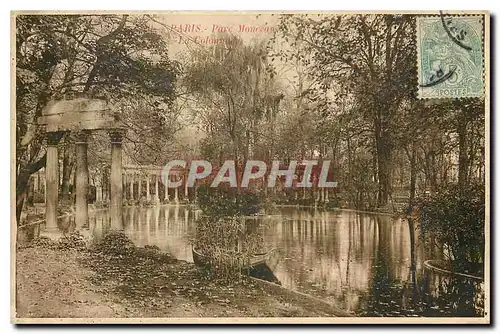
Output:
416,13,486,100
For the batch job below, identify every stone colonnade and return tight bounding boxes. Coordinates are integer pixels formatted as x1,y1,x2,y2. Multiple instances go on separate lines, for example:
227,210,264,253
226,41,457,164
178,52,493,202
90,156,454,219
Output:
119,168,191,204
44,130,124,231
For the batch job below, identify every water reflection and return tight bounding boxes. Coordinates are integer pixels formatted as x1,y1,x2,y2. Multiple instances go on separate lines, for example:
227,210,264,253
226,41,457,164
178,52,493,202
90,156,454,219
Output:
88,206,196,262
82,205,484,317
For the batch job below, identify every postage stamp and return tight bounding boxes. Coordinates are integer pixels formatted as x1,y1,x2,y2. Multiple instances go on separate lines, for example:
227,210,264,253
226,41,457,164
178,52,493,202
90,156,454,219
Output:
417,14,484,99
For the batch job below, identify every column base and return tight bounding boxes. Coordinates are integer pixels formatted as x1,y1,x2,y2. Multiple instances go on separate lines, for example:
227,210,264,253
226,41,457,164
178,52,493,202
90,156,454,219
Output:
39,228,63,241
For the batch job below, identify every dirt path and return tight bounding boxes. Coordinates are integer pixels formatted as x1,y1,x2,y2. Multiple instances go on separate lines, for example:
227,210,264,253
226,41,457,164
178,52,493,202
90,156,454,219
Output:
15,238,348,320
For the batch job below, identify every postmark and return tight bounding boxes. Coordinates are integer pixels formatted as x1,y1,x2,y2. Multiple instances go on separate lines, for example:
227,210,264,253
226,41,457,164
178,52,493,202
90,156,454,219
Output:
417,14,484,99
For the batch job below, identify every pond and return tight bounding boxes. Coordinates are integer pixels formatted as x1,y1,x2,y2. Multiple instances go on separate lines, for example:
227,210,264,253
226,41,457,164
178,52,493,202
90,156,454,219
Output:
69,205,484,317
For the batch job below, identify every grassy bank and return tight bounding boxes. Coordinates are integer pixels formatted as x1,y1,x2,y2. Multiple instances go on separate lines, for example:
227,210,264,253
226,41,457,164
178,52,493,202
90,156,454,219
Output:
15,232,348,319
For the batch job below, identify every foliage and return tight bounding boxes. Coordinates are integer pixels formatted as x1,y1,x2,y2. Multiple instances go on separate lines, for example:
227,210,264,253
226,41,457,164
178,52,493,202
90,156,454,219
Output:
79,232,296,314
194,184,265,280
196,184,262,218
93,231,137,256
58,230,87,250
21,231,87,250
25,236,57,249
84,232,187,305
418,183,485,272
194,216,264,281
183,36,283,165
272,14,417,207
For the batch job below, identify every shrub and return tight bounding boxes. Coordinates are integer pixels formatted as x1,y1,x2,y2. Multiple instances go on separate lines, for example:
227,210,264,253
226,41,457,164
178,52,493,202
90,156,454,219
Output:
418,182,485,273
194,184,265,280
196,184,262,217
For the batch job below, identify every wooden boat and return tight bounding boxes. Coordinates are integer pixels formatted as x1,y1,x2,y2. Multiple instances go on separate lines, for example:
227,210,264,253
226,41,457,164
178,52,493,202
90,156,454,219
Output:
192,247,278,268
192,247,281,284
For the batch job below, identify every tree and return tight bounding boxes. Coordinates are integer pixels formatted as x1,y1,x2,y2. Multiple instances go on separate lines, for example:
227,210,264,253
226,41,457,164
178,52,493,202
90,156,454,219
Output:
183,35,281,175
419,182,485,271
274,14,416,207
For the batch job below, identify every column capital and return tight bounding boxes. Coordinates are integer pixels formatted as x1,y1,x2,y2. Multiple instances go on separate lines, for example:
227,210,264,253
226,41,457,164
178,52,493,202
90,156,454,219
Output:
75,130,91,144
46,131,64,146
109,130,125,144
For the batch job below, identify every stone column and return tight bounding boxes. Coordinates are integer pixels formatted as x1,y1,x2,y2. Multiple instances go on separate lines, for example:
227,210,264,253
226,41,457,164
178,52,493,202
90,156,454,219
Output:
45,132,63,231
164,185,170,203
110,131,123,230
184,175,188,200
102,170,108,202
146,174,151,201
75,131,90,229
43,173,46,204
96,183,103,202
174,176,179,203
164,177,169,202
138,177,142,200
154,174,159,203
129,174,134,201
123,173,128,201
194,184,198,204
33,173,39,192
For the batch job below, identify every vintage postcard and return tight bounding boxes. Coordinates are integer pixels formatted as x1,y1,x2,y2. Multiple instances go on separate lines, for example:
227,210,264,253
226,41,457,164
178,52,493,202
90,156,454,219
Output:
11,10,490,324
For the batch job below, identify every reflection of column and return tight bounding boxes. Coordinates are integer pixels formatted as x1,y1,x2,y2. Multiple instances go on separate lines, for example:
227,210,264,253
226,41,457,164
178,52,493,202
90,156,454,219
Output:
129,174,134,200
45,132,62,231
110,131,123,230
154,206,160,237
75,131,89,229
174,204,179,225
146,209,151,244
154,174,159,203
184,175,188,200
146,174,151,201
165,205,170,228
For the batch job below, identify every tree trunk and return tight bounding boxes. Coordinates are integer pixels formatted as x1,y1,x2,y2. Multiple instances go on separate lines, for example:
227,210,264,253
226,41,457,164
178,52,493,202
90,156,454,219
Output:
409,144,417,208
26,176,34,207
457,111,469,188
16,173,30,225
61,141,75,202
16,155,47,225
376,135,391,207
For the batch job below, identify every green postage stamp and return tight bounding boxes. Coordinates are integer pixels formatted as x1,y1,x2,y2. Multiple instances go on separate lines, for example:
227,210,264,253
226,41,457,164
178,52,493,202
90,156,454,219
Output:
417,14,484,99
